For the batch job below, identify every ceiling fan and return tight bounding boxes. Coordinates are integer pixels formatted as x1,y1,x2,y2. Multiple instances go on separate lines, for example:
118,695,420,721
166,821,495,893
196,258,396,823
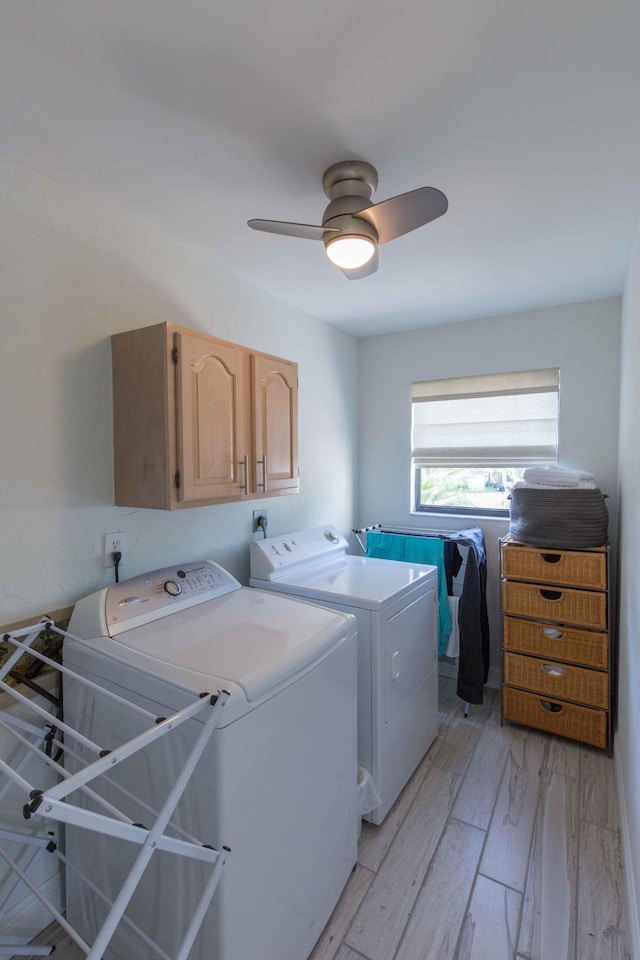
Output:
247,160,448,280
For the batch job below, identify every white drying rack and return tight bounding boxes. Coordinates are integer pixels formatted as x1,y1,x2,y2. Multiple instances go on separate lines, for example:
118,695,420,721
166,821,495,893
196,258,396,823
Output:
0,619,230,959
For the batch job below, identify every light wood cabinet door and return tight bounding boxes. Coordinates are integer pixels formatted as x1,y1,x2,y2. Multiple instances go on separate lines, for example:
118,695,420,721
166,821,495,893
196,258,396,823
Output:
252,353,299,495
174,331,250,503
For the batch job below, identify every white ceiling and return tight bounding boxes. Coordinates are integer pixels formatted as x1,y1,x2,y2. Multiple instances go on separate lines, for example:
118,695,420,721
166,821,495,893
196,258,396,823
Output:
1,1,640,337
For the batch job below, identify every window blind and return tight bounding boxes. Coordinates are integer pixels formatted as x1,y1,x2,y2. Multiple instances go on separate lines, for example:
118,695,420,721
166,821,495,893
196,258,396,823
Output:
411,368,559,467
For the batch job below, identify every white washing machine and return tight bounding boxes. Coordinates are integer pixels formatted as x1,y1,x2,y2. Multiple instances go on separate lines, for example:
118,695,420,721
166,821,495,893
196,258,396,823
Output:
250,525,438,825
64,559,358,960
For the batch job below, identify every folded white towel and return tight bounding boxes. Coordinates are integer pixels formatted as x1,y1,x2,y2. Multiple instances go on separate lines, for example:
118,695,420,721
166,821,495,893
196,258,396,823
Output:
523,465,595,487
512,480,597,491
547,464,594,479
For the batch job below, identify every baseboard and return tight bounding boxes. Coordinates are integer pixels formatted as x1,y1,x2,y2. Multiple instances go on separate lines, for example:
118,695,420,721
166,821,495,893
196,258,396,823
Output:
615,749,640,960
437,660,458,680
437,662,501,691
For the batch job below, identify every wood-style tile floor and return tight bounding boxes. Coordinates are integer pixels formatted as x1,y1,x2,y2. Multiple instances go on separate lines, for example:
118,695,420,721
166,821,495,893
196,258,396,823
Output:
311,677,629,960
19,677,630,960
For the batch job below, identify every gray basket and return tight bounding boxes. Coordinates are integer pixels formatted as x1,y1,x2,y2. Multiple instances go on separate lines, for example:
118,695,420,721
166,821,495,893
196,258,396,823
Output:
508,487,608,549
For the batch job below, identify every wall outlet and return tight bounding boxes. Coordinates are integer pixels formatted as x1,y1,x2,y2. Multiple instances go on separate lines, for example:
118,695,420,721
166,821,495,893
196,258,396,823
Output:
103,531,125,568
253,510,268,534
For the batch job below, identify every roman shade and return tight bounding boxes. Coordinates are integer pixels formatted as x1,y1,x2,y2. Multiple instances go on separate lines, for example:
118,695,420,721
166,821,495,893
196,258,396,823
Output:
411,368,559,467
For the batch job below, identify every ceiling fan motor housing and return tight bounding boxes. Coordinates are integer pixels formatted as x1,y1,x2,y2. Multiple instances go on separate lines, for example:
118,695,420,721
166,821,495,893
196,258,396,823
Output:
321,161,380,246
322,212,378,248
322,160,378,198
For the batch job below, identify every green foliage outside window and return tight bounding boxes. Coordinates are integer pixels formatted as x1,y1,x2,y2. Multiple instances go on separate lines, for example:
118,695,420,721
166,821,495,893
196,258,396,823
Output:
417,467,525,512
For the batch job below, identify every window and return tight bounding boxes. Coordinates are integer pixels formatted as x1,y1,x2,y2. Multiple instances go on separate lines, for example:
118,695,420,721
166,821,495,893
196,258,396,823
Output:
411,368,559,515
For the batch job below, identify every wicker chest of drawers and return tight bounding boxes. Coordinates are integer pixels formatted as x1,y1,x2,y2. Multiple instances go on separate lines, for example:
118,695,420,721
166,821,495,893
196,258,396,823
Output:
500,536,612,751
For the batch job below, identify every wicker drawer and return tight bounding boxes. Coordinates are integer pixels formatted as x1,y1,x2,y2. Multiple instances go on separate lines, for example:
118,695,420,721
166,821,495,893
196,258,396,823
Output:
501,580,607,629
504,651,608,709
502,686,607,749
501,543,606,589
503,616,608,669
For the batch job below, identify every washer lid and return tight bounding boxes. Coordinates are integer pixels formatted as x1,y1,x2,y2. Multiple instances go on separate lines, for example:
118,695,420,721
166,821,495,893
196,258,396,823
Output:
97,587,354,702
252,554,437,610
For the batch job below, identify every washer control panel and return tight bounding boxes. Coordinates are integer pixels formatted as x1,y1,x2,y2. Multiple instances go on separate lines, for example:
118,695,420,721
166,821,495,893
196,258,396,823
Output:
249,525,348,580
104,560,241,634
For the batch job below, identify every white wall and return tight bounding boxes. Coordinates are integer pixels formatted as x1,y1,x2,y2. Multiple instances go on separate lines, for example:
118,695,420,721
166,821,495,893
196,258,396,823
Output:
0,158,359,945
358,298,622,682
0,159,359,625
617,220,640,959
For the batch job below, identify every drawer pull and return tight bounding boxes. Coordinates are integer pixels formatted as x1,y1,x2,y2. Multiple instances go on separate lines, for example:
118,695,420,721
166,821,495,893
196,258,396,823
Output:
542,664,565,677
540,553,562,564
539,700,564,713
542,627,564,639
540,589,562,601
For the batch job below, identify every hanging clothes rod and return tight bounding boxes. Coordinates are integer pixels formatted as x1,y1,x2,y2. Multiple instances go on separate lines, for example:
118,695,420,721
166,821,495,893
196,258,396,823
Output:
352,523,477,554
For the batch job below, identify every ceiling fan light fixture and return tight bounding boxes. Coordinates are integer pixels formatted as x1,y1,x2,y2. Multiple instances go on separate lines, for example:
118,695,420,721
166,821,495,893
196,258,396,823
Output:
325,235,376,269
248,160,448,280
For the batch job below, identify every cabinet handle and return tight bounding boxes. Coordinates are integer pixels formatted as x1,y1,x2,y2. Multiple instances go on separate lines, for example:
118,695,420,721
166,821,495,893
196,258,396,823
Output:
238,455,249,495
540,553,562,564
257,454,268,492
540,589,563,601
542,664,566,677
542,627,564,639
539,700,564,713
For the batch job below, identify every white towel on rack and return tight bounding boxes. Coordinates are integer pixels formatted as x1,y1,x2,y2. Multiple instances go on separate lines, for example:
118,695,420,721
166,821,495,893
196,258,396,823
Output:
446,596,460,659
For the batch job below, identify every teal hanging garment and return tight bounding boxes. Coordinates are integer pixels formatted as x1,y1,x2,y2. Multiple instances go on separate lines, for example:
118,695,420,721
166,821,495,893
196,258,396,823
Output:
362,531,405,561
365,531,452,654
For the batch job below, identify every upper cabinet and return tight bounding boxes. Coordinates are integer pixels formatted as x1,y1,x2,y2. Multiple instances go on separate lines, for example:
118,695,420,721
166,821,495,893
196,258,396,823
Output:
252,353,299,496
112,322,299,509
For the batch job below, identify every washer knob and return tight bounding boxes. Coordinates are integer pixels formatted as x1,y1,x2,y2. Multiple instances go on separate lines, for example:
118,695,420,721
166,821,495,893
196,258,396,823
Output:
163,579,183,597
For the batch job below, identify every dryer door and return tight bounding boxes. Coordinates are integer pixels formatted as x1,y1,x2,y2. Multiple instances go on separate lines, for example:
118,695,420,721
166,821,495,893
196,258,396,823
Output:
384,587,437,724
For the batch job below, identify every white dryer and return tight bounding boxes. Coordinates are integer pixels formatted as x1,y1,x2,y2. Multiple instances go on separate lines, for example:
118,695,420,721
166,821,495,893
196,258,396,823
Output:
250,525,438,825
64,559,358,960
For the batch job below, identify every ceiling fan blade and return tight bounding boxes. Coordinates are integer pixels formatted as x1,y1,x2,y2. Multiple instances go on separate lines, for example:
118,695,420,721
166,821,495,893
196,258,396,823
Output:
340,248,379,281
355,186,448,244
247,219,339,241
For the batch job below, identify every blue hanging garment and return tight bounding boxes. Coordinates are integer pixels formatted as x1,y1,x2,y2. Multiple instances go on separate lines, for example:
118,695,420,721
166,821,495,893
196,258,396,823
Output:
365,531,452,655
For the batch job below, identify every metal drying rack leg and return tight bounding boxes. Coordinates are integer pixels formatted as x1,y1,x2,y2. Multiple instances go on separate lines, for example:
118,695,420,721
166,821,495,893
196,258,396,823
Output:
0,621,231,960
